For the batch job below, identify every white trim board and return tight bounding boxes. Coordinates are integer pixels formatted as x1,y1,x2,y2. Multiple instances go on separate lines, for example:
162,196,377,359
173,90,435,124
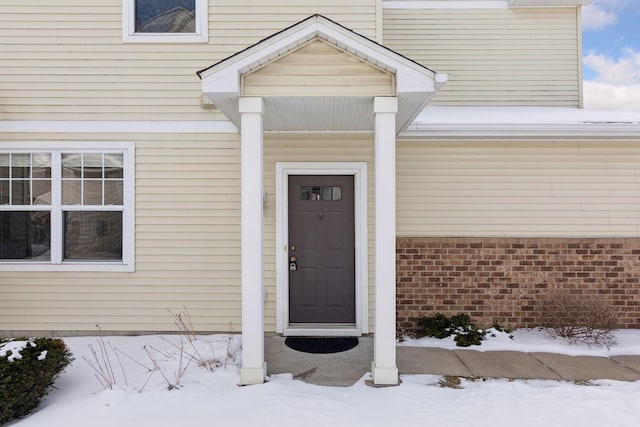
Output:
275,162,369,336
0,121,237,134
383,1,591,8
383,1,509,9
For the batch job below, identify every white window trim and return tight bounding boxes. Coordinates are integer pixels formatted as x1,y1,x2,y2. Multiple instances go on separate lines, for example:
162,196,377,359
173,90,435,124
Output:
122,0,209,43
275,162,369,336
0,142,135,272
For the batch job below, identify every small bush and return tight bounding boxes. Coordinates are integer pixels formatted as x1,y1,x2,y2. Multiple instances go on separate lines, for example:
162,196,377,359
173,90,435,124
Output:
415,313,486,347
539,292,619,347
454,327,487,347
0,337,72,424
416,313,452,339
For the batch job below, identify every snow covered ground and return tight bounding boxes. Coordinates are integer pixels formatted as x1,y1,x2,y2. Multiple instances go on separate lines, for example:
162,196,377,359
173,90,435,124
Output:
7,329,640,427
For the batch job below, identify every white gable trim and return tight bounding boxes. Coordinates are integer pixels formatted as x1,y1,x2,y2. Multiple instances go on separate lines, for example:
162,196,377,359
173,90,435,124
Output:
199,15,442,96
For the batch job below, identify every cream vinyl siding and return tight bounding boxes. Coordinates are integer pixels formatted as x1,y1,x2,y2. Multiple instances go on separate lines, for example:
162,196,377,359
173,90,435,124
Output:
242,39,395,97
383,8,581,107
0,0,377,121
263,134,376,331
397,140,640,237
0,132,242,333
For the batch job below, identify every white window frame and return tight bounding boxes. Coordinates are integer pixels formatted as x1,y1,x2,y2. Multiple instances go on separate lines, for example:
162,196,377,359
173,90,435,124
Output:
122,0,209,43
0,142,135,272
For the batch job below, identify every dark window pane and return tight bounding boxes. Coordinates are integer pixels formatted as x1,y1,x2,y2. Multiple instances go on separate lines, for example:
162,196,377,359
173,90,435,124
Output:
301,186,311,200
0,180,8,205
64,211,122,261
332,186,342,201
32,180,51,205
322,186,332,201
0,211,51,260
104,181,124,205
105,154,123,178
12,180,30,205
84,167,103,179
62,153,82,178
12,154,30,178
83,180,103,205
0,154,8,179
62,180,82,205
83,154,103,179
32,153,51,178
301,185,343,201
136,0,196,33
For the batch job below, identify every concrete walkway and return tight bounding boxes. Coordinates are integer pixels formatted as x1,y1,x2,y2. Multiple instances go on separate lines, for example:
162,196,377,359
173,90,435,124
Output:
398,346,640,382
265,336,640,387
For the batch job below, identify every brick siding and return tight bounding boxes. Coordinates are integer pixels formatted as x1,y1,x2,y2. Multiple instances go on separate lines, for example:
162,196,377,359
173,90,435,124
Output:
396,237,640,331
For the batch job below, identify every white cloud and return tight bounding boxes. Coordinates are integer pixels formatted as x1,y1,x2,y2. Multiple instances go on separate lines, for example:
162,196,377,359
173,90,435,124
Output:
583,49,640,111
582,4,617,30
583,81,640,111
584,49,640,85
581,0,631,31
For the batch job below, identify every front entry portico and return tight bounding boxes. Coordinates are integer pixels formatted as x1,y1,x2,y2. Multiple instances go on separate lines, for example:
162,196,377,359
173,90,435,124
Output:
198,14,446,386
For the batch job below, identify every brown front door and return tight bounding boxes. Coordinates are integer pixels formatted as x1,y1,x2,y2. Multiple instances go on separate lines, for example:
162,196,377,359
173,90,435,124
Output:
288,175,355,324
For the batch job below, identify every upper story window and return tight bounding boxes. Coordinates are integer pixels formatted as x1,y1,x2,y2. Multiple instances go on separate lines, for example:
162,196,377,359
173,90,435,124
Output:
0,142,135,272
123,0,209,43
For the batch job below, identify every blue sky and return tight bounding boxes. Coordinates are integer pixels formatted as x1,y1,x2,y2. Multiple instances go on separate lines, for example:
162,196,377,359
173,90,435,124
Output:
581,0,640,110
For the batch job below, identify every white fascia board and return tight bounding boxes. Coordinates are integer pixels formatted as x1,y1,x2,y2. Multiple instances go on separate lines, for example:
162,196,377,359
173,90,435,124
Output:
384,1,509,9
509,0,592,7
383,1,591,8
400,124,640,140
202,69,242,94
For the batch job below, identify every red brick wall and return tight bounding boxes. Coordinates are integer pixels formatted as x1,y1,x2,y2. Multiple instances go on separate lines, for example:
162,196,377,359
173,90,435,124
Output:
396,237,640,331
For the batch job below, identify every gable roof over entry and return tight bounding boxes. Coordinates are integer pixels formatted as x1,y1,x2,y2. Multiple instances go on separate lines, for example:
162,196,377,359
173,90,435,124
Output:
197,14,447,133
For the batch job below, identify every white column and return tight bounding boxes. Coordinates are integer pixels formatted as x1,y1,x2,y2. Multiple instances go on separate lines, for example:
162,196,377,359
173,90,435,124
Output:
372,96,399,385
239,97,266,385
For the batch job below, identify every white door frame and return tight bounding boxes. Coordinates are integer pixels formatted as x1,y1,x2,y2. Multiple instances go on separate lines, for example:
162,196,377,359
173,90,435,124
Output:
275,162,369,336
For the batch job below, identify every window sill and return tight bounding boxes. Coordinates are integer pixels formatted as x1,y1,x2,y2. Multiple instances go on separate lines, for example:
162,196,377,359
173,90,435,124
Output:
0,262,135,273
123,33,208,43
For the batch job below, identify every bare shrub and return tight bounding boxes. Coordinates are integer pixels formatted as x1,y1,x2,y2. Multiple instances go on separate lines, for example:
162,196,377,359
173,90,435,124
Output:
539,292,619,348
82,326,128,390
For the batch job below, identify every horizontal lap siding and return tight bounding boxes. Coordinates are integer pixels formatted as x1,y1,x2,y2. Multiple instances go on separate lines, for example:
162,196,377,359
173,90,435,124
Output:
243,40,394,97
263,134,376,331
211,0,378,48
0,0,377,120
383,8,581,106
0,132,242,334
397,141,640,237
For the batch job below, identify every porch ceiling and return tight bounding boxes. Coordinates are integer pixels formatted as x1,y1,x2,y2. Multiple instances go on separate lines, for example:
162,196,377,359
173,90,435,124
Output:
197,15,447,133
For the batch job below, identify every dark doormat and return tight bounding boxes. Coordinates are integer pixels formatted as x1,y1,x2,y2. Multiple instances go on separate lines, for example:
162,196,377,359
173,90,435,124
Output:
285,337,359,354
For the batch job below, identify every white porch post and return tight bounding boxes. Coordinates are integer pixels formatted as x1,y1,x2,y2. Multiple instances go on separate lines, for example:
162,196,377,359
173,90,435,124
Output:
239,96,266,385
372,96,399,385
